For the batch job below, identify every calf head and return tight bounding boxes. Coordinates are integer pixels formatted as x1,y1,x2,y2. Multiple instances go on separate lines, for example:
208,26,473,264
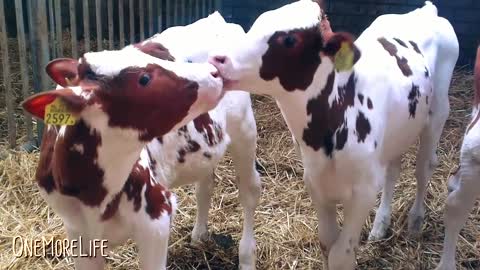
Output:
22,48,223,142
209,0,360,95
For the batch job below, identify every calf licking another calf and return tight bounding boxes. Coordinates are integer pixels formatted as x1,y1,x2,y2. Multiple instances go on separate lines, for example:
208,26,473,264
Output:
210,0,459,269
22,12,262,270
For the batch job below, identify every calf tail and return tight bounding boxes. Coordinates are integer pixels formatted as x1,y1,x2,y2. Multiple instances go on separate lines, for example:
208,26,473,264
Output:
420,1,438,17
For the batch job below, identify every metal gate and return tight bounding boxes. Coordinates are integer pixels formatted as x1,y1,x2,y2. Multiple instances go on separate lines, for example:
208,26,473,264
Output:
0,0,221,149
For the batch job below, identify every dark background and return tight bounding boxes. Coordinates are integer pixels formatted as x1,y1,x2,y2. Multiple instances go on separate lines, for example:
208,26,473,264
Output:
3,0,480,66
221,0,480,66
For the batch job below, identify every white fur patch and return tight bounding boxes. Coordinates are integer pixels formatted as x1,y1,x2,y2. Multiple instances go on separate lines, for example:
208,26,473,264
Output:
70,143,85,154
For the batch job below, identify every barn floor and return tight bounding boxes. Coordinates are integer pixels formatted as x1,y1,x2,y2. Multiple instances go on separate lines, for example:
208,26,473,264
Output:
0,69,479,270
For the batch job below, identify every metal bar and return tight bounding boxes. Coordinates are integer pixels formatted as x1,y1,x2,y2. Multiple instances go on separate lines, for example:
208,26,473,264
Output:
35,0,52,88
108,0,114,49
180,0,185,25
157,0,163,32
83,0,90,52
54,0,63,56
48,0,56,58
165,0,170,28
139,0,144,40
185,0,190,24
148,0,153,36
32,0,50,141
129,0,134,43
96,0,103,50
202,0,207,18
119,0,125,47
70,0,78,58
215,0,221,12
15,0,33,142
195,0,200,20
173,0,178,26
0,0,16,147
27,0,43,143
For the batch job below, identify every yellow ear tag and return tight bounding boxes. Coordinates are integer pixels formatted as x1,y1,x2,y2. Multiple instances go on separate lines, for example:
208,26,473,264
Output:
44,99,77,126
334,42,354,72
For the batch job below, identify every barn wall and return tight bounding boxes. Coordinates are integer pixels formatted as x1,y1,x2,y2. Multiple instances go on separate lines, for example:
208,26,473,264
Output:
222,0,480,66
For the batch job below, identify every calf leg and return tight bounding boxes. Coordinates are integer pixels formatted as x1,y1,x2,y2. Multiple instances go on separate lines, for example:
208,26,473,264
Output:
409,94,449,236
192,172,215,243
328,169,382,270
369,157,402,240
436,161,480,269
65,227,105,270
134,212,173,270
227,102,261,270
304,175,340,270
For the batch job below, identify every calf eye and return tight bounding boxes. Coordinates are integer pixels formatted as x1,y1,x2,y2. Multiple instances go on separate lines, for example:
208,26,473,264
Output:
85,70,96,80
139,74,151,86
284,35,297,48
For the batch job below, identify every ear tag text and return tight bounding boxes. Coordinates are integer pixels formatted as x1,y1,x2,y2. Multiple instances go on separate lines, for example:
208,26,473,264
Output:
45,99,76,126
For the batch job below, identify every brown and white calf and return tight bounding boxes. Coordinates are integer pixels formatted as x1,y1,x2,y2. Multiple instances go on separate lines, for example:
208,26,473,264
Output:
128,13,261,269
22,48,223,270
436,47,480,270
210,1,459,269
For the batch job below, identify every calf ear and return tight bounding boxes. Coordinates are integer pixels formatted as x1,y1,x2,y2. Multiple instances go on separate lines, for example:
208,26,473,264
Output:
323,32,361,72
46,58,80,87
21,89,86,121
313,0,326,11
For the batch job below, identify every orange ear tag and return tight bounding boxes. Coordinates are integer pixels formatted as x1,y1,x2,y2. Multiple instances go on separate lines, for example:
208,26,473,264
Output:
44,99,77,126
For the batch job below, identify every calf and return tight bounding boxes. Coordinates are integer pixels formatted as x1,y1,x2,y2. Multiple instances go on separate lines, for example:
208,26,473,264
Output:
209,1,459,269
124,13,261,269
436,47,480,270
22,48,223,270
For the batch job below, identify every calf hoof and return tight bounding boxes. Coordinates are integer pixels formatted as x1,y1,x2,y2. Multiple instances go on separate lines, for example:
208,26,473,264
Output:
407,215,424,238
434,262,456,270
239,263,256,270
368,219,390,241
191,227,209,244
368,229,387,241
239,238,256,270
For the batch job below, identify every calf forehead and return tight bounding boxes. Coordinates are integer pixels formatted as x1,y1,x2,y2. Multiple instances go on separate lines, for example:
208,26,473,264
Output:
249,0,320,37
83,48,170,77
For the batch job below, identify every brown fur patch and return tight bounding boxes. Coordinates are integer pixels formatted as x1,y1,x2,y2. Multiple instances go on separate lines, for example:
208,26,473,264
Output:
52,120,106,206
378,37,413,77
97,64,199,142
260,27,323,91
123,161,173,219
302,72,357,156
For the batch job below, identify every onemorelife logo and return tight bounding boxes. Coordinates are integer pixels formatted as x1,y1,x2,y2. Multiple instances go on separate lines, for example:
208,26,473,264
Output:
12,236,108,258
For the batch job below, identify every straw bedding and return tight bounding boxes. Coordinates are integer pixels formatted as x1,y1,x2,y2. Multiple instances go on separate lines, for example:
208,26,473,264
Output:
0,38,479,269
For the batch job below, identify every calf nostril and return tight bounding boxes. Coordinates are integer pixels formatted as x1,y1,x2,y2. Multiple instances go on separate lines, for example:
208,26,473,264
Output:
214,56,226,64
211,70,219,78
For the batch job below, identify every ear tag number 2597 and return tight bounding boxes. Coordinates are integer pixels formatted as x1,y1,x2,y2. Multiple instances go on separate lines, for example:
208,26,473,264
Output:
44,99,77,126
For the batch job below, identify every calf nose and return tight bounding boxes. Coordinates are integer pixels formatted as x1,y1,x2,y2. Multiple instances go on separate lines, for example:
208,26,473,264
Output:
213,56,226,64
210,70,219,78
